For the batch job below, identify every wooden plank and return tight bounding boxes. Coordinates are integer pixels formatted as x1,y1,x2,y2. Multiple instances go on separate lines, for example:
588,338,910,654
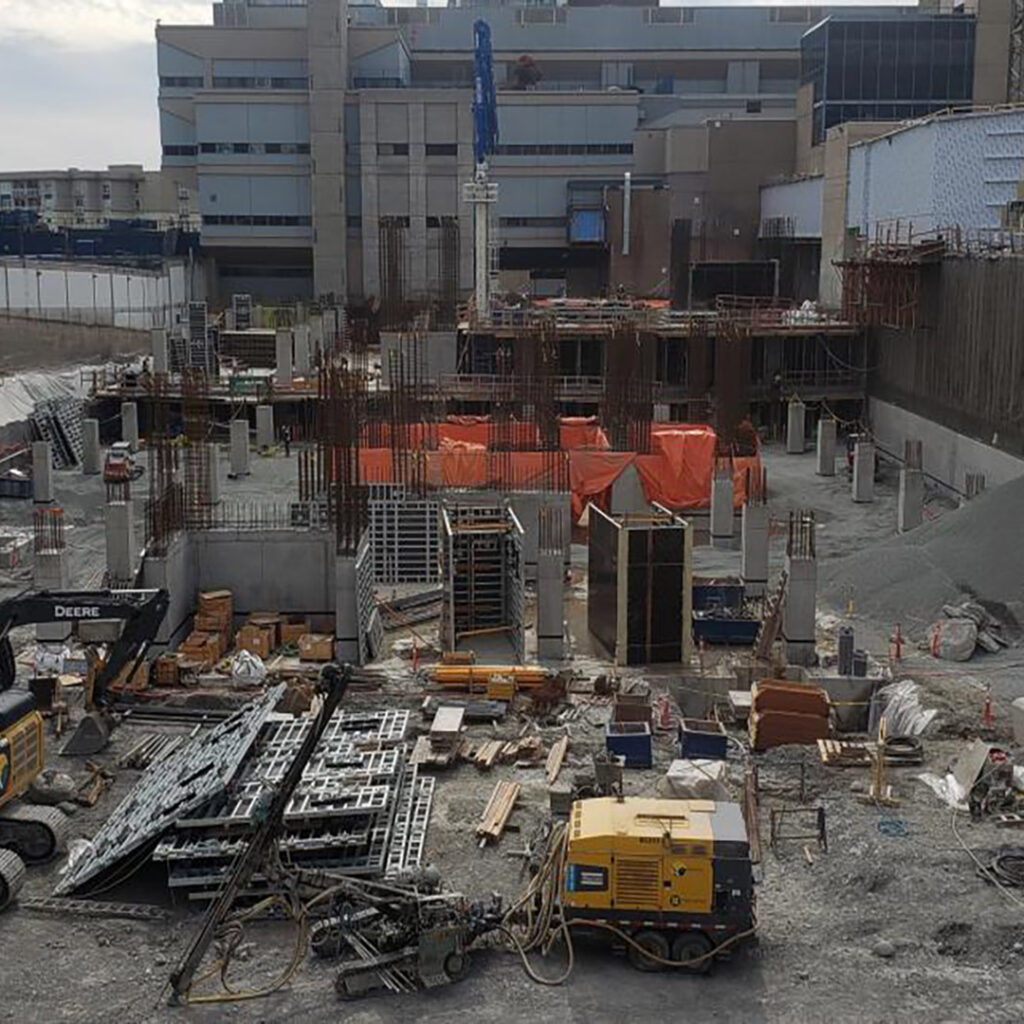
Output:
545,735,569,786
477,780,520,844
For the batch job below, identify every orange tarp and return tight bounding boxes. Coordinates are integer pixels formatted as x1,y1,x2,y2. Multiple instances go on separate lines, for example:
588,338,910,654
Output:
357,419,761,524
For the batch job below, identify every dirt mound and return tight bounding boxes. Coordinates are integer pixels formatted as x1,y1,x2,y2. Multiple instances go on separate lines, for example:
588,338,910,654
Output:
820,474,1024,636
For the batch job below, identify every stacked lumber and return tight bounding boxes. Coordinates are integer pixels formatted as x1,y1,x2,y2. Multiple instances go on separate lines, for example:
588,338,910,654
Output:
545,735,569,785
477,780,520,845
499,734,544,765
177,631,222,671
749,681,830,752
429,664,554,690
463,738,504,769
817,739,875,766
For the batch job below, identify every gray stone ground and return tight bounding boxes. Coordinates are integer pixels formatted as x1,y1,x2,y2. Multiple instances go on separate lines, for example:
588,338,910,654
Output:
2,443,1024,1023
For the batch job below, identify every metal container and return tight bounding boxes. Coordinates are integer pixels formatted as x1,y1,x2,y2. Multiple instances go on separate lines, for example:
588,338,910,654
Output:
838,626,855,675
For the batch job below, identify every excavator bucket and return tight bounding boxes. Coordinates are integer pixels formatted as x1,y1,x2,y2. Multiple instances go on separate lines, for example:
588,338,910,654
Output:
61,711,111,757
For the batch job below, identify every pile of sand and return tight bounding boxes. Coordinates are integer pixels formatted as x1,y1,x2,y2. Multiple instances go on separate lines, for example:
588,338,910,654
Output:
820,474,1024,637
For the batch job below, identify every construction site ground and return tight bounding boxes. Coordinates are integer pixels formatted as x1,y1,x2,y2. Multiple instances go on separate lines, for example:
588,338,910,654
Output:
2,444,1023,1023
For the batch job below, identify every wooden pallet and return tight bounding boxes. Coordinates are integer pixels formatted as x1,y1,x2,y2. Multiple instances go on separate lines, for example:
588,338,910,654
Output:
545,735,569,785
817,739,875,767
995,813,1024,829
477,780,520,845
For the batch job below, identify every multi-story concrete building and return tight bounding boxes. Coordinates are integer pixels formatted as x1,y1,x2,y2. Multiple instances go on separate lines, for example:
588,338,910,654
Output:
0,165,197,231
157,0,920,306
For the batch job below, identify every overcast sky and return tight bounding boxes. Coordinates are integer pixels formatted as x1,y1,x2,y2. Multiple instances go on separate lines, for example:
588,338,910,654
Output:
0,0,910,171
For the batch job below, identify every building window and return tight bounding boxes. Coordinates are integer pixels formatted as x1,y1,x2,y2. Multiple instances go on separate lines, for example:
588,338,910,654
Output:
163,145,198,157
347,215,363,228
644,8,694,24
425,143,458,157
203,214,312,227
494,143,632,157
211,76,309,90
746,100,763,113
769,7,815,23
377,142,409,156
499,216,568,228
160,75,204,88
196,142,310,156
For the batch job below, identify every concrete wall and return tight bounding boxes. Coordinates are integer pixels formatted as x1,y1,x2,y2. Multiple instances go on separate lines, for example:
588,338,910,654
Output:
0,259,189,329
191,529,336,616
0,316,146,372
760,175,823,239
973,0,1013,106
869,396,1024,496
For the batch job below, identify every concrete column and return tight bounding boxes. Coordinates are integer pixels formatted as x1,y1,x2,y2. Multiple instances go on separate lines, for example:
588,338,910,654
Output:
741,502,770,597
105,500,137,584
782,552,817,666
274,329,293,388
335,554,360,664
82,419,101,475
536,549,565,661
852,441,875,503
32,441,53,503
207,443,221,505
816,418,836,476
709,468,734,541
293,324,312,376
786,399,806,454
310,315,324,360
229,418,250,477
121,401,139,451
256,405,275,449
898,465,924,533
34,549,70,640
151,327,169,374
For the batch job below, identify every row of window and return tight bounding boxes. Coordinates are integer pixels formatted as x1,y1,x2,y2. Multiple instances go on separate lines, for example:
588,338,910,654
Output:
494,143,633,156
163,144,311,157
212,76,309,90
377,143,459,157
500,217,568,228
159,75,308,90
203,215,312,226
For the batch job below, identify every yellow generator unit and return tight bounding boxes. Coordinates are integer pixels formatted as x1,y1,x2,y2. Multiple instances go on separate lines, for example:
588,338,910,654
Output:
0,691,69,911
562,797,754,971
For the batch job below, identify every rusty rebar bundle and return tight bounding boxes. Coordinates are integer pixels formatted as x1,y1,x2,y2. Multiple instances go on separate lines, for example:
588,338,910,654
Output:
33,507,64,554
786,509,815,559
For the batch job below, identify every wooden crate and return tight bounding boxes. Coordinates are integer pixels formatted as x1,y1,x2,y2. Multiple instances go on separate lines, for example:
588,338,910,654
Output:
235,625,272,660
298,633,334,662
153,655,181,687
247,612,282,649
197,589,233,624
280,619,311,647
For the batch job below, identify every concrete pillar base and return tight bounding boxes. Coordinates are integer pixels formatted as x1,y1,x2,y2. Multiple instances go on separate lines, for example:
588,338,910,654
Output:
852,442,875,503
786,399,806,454
710,474,734,540
335,555,359,664
256,405,275,450
741,502,769,596
229,419,250,477
207,444,221,505
121,401,139,452
82,419,101,475
105,500,137,584
898,467,923,533
275,329,294,388
782,552,817,664
152,328,169,374
537,550,565,662
816,418,836,476
32,441,54,503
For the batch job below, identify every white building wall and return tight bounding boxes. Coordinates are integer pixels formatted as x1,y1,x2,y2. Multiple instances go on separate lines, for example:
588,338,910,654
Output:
759,176,823,239
933,112,1024,230
0,260,189,329
846,121,938,237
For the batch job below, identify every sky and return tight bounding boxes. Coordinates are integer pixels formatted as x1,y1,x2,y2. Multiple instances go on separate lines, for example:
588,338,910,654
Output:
0,0,911,172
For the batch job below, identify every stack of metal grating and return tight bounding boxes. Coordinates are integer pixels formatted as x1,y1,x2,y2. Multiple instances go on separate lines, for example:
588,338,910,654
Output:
152,708,433,900
31,397,85,468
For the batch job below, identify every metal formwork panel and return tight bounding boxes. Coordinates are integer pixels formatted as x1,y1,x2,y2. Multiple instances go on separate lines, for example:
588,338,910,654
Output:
369,487,441,585
55,685,286,896
355,533,382,663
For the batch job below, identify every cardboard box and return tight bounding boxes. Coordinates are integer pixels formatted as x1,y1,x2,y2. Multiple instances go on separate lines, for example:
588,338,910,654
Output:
280,618,311,647
235,624,271,661
247,613,282,649
177,631,222,671
198,589,233,625
298,633,334,662
153,655,181,687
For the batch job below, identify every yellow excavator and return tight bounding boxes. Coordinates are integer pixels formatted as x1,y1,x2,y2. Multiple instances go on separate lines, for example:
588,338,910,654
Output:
0,587,169,909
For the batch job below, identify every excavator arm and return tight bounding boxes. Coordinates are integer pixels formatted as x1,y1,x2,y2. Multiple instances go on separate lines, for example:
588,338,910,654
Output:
0,588,169,706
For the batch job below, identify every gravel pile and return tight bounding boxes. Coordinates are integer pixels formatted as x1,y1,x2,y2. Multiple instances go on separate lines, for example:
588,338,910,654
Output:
820,474,1024,636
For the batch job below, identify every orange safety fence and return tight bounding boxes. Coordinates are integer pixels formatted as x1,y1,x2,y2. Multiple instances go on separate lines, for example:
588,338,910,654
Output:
355,420,761,524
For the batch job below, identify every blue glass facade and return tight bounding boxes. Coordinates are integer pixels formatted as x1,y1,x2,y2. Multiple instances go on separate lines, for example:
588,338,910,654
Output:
801,15,976,144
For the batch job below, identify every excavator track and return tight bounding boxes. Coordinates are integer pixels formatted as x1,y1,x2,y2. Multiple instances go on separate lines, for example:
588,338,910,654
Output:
0,848,26,911
0,804,69,864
